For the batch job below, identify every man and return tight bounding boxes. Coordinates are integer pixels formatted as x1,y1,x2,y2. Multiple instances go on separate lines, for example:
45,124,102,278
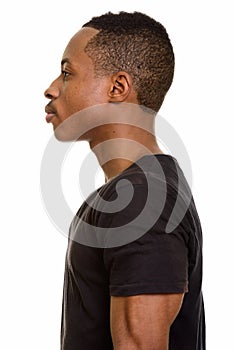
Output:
44,12,205,350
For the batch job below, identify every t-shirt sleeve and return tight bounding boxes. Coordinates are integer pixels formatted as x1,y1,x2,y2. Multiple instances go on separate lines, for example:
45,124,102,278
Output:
101,183,189,296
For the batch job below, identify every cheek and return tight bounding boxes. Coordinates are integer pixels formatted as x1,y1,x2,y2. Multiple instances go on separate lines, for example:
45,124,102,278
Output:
82,85,107,107
62,86,82,113
60,79,107,118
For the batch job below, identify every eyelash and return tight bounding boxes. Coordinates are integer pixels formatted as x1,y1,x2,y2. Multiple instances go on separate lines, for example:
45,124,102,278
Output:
61,70,70,80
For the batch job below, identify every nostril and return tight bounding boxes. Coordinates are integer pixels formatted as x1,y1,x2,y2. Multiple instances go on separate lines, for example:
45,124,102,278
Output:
45,92,53,99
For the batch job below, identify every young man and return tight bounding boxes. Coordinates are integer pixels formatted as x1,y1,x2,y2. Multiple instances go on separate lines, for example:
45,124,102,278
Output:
44,12,205,350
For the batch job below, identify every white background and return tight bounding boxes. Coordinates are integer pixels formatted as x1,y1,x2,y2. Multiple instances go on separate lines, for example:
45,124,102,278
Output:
0,0,233,349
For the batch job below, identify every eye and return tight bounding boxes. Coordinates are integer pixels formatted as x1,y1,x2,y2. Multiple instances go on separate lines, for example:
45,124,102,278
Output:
61,70,70,80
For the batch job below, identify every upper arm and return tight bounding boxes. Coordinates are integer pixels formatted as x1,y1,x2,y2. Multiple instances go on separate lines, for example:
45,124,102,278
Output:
110,293,184,350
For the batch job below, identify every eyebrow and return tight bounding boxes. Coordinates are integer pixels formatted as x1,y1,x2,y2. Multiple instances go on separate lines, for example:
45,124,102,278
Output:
61,58,71,66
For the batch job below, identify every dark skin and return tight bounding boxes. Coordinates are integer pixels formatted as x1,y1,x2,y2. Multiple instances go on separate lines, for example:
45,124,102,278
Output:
44,27,184,349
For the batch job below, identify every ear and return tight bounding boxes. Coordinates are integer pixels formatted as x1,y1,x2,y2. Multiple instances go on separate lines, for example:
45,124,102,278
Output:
108,71,133,102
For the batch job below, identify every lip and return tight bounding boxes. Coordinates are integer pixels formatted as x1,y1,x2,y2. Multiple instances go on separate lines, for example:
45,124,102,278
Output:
45,105,57,123
45,113,56,123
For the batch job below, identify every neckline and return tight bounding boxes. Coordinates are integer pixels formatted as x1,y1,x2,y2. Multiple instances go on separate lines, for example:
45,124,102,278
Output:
105,153,176,184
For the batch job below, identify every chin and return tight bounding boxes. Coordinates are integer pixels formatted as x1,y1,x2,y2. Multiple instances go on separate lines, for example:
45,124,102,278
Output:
53,119,78,142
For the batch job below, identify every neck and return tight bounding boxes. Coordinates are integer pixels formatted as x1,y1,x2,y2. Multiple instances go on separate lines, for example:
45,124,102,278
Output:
89,124,163,182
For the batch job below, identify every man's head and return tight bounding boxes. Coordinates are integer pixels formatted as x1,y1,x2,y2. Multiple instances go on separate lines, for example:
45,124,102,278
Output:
44,11,174,132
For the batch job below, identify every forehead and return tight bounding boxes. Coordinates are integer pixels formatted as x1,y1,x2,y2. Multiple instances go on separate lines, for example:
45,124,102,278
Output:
62,27,99,61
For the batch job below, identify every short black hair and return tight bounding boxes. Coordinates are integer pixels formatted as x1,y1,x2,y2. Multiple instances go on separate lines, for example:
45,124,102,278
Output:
83,11,174,113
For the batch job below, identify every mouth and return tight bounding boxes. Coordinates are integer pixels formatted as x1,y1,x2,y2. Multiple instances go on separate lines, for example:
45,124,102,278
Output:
45,105,57,123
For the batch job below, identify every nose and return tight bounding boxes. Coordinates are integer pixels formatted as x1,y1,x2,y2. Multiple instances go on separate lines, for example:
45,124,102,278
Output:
44,82,60,100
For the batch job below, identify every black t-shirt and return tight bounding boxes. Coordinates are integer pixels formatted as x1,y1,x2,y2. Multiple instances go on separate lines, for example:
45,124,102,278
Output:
61,154,206,350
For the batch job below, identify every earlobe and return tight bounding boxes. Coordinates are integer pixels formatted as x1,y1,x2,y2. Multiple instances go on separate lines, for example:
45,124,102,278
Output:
108,72,132,102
